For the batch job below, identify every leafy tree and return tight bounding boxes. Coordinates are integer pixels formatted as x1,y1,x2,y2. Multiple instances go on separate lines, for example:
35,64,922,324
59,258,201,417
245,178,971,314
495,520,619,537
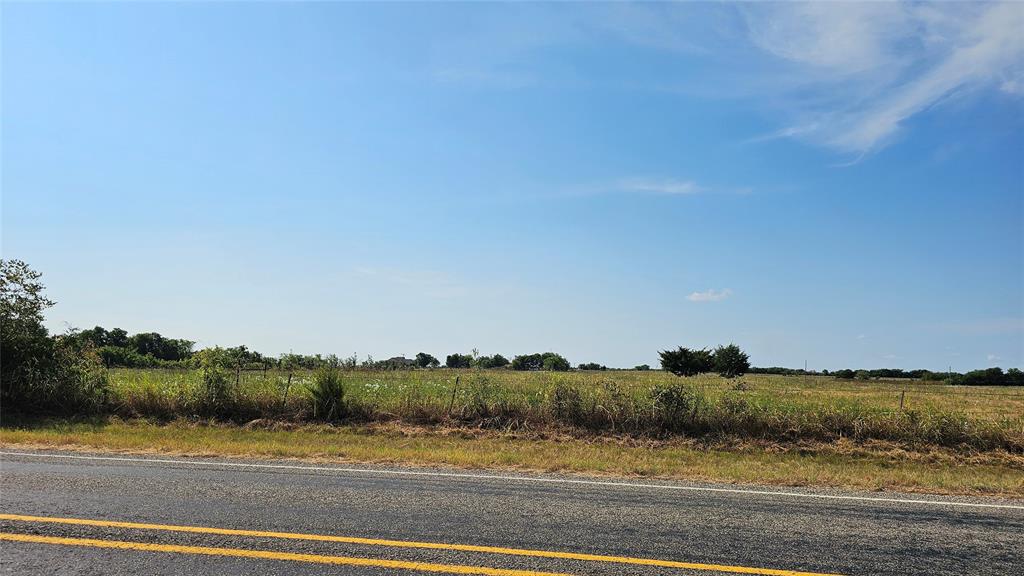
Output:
512,352,570,371
475,354,510,369
1,259,57,409
713,344,750,378
415,352,440,368
1,260,108,414
445,353,473,368
578,362,607,371
511,353,543,371
659,347,713,377
635,364,651,371
107,327,129,348
129,332,194,362
541,352,571,371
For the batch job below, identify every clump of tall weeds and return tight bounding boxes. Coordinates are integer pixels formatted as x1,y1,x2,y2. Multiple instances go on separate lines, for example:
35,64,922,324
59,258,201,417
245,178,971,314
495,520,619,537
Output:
308,366,346,421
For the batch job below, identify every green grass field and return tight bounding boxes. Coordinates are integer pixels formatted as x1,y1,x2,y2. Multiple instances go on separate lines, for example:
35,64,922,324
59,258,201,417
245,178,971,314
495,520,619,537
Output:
108,367,1024,418
91,368,1024,450
4,369,1022,496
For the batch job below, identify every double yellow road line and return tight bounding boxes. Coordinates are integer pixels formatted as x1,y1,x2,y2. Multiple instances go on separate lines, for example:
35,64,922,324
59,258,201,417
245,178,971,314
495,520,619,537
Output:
0,513,843,576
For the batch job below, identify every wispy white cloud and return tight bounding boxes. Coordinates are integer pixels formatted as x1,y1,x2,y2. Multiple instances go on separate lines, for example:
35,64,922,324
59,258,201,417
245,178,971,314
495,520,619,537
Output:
687,288,732,302
744,2,911,78
618,178,705,196
987,353,1001,362
742,2,1024,154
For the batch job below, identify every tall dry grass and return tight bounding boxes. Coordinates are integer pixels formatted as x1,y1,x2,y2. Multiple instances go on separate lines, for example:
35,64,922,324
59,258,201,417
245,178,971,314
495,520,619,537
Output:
106,368,1024,451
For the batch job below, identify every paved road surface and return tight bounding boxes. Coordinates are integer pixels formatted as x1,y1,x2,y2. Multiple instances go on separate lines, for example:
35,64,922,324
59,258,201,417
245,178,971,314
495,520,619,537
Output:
0,449,1021,575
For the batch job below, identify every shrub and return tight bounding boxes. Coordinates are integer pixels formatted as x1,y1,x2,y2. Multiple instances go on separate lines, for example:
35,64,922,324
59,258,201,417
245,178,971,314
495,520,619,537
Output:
308,367,346,421
634,364,651,371
650,382,702,432
578,362,607,371
46,336,110,414
551,383,584,425
194,348,233,416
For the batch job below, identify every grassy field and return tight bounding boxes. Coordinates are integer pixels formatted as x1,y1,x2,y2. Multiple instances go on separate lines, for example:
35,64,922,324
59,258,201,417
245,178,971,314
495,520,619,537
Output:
107,367,1024,418
96,368,1024,448
3,369,1022,495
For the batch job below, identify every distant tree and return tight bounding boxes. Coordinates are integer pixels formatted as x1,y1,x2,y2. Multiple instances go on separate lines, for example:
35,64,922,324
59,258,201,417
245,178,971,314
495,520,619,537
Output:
578,362,607,371
128,332,194,362
475,354,510,369
951,367,1021,386
541,353,571,371
445,353,473,369
511,353,543,371
107,327,129,348
511,352,570,371
659,347,713,377
634,364,651,371
415,352,440,368
78,326,109,347
833,369,856,379
713,344,750,378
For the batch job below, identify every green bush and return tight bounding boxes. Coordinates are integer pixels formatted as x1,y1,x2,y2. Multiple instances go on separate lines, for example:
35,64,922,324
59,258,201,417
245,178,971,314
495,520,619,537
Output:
308,367,346,421
650,382,702,432
551,383,584,425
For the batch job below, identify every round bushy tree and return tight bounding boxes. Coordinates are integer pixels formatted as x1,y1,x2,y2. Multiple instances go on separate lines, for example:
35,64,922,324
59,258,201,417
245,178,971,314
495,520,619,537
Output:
659,347,714,377
713,344,750,378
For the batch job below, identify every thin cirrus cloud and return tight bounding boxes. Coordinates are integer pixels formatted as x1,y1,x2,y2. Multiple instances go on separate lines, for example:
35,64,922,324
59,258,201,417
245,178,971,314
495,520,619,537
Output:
618,178,706,196
687,288,733,302
741,2,1024,154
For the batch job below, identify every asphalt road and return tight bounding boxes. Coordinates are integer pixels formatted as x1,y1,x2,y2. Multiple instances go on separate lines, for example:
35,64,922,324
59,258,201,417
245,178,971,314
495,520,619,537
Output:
0,450,1021,576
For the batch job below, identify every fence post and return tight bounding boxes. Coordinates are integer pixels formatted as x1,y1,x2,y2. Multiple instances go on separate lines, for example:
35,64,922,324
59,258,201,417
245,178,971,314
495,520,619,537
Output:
447,376,460,416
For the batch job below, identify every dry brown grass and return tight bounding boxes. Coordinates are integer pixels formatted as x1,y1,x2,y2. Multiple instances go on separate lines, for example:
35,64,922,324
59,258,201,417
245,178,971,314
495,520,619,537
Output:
2,418,1022,497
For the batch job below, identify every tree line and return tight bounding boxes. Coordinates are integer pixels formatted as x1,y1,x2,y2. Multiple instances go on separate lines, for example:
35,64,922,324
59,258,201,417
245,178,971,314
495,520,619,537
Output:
3,260,1021,418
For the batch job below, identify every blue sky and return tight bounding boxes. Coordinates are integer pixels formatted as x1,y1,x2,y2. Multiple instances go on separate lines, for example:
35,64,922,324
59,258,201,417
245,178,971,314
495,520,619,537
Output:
3,1,1022,370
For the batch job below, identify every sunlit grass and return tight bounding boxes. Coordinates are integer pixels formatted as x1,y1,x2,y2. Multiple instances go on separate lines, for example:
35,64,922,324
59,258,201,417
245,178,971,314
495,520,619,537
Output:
2,418,1021,497
99,368,1024,451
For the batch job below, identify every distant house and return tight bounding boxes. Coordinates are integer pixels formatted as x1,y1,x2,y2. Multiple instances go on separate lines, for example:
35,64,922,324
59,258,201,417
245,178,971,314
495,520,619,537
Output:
384,356,416,368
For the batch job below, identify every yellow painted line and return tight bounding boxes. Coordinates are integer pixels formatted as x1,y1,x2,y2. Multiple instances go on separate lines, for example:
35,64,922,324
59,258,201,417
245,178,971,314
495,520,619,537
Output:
0,532,568,576
0,513,843,576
